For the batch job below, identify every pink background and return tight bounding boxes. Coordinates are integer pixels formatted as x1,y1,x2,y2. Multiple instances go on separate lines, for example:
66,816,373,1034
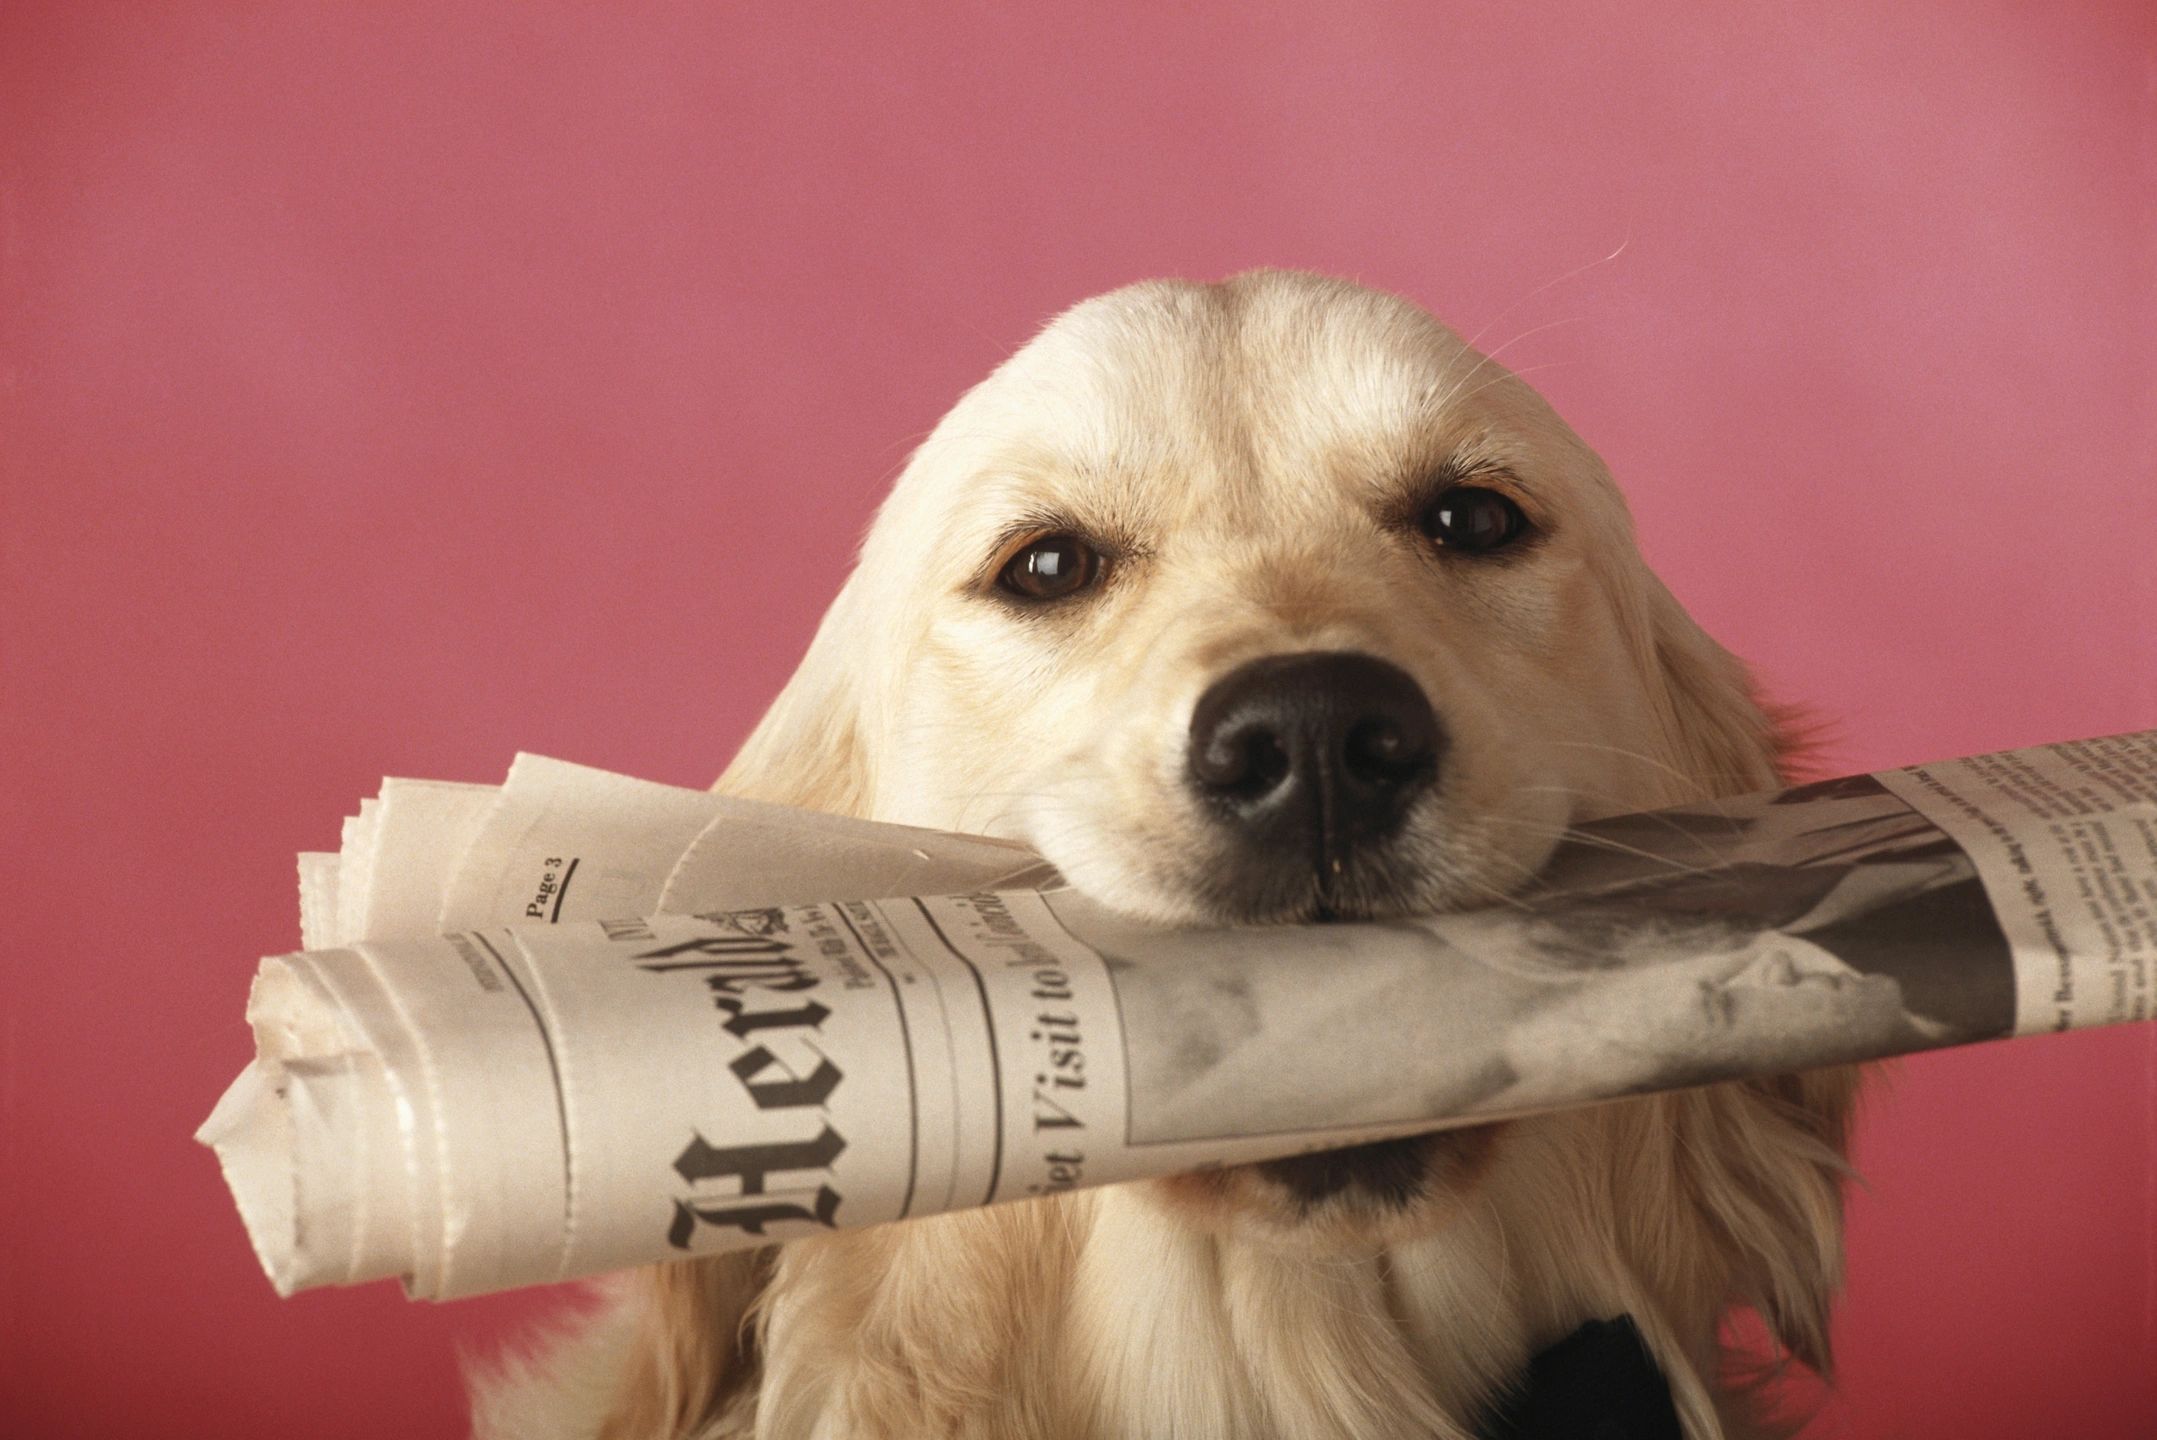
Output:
4,4,2152,1436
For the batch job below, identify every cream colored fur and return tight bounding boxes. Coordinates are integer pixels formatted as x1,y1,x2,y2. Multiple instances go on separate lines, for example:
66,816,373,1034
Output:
475,271,1857,1440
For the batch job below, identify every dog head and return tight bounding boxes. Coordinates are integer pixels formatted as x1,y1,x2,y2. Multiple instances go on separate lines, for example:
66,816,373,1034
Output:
722,270,1795,1237
730,270,1779,923
582,277,1861,1440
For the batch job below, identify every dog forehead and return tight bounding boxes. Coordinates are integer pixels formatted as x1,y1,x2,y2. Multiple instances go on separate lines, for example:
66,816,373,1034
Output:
935,276,1482,512
1005,272,1472,450
879,272,1623,572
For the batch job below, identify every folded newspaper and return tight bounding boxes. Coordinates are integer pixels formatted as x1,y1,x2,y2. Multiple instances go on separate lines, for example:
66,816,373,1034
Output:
199,731,2157,1302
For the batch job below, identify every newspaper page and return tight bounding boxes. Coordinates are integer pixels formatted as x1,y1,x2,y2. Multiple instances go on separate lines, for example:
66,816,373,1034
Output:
199,728,2155,1302
431,754,1056,937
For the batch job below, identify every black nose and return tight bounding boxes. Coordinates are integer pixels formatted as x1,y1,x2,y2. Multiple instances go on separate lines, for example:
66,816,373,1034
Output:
1187,651,1444,862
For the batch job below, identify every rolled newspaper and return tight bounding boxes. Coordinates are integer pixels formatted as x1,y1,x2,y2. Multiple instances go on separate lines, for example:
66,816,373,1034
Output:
200,734,2157,1301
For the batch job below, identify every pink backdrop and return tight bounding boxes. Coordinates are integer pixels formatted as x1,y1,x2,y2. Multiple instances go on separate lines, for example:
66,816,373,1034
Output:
4,4,2152,1436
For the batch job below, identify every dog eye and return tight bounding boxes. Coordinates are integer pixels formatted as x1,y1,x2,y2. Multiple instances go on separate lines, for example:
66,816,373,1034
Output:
1418,485,1530,554
997,535,1102,601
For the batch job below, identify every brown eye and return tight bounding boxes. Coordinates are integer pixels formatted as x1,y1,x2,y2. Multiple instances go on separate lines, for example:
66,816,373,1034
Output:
1419,485,1530,554
997,534,1102,601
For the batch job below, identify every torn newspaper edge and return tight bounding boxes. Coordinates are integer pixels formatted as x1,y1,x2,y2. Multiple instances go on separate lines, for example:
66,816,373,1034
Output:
200,731,2155,1301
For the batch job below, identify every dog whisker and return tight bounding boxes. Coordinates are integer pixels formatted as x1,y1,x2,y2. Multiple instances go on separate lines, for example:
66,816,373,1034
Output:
1497,795,1737,855
1429,317,1586,419
1475,817,1736,883
1539,739,1772,792
1454,226,1635,362
1433,357,1581,417
1505,790,1751,872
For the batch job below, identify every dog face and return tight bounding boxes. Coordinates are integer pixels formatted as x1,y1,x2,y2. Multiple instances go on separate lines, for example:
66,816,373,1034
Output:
738,271,1776,921
725,269,1784,1231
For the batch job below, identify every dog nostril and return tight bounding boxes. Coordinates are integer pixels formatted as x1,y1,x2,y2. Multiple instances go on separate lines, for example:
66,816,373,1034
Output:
1193,725,1292,799
1344,714,1434,787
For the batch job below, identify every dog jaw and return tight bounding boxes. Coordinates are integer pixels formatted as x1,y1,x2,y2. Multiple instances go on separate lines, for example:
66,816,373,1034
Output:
1153,1126,1512,1252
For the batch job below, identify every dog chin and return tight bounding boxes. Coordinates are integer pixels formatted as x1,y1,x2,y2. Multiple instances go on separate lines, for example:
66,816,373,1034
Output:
1061,843,1486,929
1151,1127,1508,1249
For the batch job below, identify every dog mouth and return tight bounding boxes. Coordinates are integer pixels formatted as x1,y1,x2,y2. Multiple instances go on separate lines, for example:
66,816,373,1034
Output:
1251,1123,1506,1218
1197,851,1437,927
1303,877,1399,924
1256,1134,1442,1209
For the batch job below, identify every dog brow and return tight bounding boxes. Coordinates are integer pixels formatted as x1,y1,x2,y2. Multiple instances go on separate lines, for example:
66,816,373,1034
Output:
1366,430,1538,528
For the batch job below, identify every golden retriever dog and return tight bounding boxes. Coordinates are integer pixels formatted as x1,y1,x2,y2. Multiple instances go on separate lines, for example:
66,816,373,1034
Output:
480,270,1857,1440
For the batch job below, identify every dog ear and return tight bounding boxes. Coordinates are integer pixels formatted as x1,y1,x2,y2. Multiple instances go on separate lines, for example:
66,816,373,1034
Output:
1729,1064,1863,1377
1611,565,1860,1387
1609,1067,1860,1427
1677,1066,1862,1389
469,1252,776,1440
592,578,881,1437
717,577,877,818
1625,568,1793,796
596,1251,776,1440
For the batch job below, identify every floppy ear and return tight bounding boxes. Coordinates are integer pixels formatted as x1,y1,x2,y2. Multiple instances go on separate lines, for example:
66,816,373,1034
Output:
1623,568,1796,796
1727,1064,1864,1377
596,1251,776,1440
1609,564,1861,1388
569,574,890,1439
582,579,888,1439
716,576,878,819
1607,1066,1860,1437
